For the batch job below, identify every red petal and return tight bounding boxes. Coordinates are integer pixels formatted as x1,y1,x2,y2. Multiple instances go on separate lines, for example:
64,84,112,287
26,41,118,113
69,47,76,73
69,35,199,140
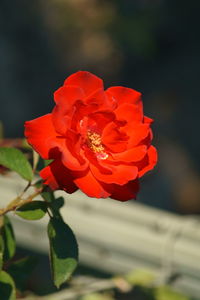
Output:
102,122,128,153
54,85,84,105
106,179,140,201
126,123,150,148
106,86,142,106
52,86,85,135
85,88,106,106
88,111,115,134
111,145,147,162
137,146,158,177
25,114,88,171
24,114,64,159
64,71,103,97
74,170,111,198
40,160,77,193
85,88,117,111
144,116,154,124
61,131,89,171
90,160,138,185
114,103,143,124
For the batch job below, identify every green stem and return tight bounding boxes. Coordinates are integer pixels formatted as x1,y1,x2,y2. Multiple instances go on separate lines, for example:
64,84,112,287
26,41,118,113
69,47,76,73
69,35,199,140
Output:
0,187,43,217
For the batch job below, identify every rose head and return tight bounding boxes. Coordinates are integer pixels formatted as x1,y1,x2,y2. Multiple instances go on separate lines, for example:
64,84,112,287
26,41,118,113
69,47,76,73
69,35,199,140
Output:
25,71,157,201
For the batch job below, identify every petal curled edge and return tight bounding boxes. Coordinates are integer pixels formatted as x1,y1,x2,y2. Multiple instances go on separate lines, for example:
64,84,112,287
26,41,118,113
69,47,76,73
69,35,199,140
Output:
126,123,151,148
110,145,147,162
85,88,117,111
90,161,138,185
106,86,142,107
62,129,89,171
54,85,85,105
24,114,62,159
74,170,111,198
102,122,128,153
64,71,103,97
103,179,140,201
40,160,77,193
25,114,88,171
53,85,85,135
114,103,143,124
144,116,153,124
137,146,158,177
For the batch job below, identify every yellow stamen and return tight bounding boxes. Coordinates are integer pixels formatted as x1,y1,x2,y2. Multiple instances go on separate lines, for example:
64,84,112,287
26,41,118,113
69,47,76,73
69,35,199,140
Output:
87,130,108,160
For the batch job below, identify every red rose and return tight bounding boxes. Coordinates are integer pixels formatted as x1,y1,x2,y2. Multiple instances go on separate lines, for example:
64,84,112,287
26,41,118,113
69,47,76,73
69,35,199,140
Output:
25,71,157,201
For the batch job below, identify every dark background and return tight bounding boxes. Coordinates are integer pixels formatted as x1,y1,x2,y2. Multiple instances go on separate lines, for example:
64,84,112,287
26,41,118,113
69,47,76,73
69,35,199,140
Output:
1,0,200,213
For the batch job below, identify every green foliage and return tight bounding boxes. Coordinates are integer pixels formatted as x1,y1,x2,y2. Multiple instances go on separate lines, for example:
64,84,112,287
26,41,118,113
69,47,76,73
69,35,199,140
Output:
41,189,55,203
51,196,65,211
1,216,16,261
81,293,115,300
16,201,47,220
48,217,79,288
0,147,33,181
7,256,37,292
34,179,43,189
154,286,190,300
0,270,16,300
44,159,53,167
126,269,155,287
0,235,4,270
42,190,64,218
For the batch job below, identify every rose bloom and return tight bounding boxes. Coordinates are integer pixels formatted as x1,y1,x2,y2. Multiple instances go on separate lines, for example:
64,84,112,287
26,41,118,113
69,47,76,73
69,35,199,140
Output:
25,71,157,201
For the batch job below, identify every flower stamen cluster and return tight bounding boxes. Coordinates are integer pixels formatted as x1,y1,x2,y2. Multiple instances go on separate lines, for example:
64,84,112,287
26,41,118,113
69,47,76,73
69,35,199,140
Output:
87,130,108,160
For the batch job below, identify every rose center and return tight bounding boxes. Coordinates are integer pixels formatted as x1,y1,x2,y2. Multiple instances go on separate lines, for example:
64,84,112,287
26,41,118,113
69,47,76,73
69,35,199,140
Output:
87,130,108,160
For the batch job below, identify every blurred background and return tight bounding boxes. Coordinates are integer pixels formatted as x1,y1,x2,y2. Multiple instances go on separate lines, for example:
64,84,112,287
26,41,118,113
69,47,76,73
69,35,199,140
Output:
0,0,200,213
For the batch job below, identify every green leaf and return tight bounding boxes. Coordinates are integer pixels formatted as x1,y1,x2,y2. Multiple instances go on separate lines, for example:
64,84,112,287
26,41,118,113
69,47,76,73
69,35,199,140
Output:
2,216,16,261
0,270,16,300
41,190,55,203
52,197,64,210
16,201,47,220
81,293,115,300
155,286,189,300
50,197,65,219
44,159,53,167
125,269,155,287
7,256,37,291
33,179,43,189
42,191,64,218
0,147,33,181
48,217,79,288
0,235,4,270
